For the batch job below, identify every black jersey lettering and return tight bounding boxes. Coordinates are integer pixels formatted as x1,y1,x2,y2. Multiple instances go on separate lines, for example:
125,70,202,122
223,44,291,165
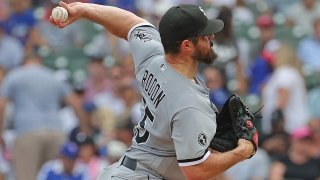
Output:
141,70,166,109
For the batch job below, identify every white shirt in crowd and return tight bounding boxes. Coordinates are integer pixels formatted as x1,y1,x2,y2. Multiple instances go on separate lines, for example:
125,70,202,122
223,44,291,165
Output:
262,66,309,134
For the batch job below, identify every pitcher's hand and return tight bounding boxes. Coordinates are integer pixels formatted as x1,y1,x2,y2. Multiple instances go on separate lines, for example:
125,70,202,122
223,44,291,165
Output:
50,1,84,28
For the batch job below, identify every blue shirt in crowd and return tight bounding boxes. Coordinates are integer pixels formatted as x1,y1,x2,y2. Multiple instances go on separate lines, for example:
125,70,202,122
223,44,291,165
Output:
0,64,71,135
0,34,24,70
249,56,273,95
298,37,320,71
4,9,37,45
37,159,89,180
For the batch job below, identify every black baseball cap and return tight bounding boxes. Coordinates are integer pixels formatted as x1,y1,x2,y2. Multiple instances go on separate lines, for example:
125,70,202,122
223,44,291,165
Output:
159,4,224,42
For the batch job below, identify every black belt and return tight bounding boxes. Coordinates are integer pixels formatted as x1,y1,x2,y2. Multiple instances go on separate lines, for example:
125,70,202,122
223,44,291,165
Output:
121,156,137,171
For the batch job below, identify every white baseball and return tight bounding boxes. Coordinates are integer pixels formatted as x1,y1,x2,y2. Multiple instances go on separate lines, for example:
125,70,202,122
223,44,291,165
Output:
51,6,68,22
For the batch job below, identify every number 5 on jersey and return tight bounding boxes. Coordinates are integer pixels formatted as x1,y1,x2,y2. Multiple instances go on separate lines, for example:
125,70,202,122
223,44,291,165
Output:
135,98,154,144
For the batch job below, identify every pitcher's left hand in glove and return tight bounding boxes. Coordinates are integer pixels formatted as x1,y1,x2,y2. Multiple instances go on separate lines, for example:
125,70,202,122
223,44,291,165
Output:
210,93,259,158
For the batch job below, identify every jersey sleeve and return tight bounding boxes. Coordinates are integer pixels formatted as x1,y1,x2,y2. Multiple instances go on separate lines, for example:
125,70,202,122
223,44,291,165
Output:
171,108,217,167
127,22,164,72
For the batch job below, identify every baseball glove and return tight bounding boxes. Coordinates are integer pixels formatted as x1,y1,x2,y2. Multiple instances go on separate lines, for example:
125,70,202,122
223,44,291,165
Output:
209,93,259,158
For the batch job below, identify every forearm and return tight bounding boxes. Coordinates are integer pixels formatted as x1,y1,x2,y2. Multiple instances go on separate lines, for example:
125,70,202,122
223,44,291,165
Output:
81,3,146,39
182,141,253,179
202,147,247,178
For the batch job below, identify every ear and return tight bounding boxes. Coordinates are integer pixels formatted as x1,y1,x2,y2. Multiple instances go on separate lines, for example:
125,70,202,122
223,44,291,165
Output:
180,39,194,52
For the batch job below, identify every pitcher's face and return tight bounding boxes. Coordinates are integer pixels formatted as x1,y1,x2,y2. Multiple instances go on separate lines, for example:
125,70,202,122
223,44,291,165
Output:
192,35,217,64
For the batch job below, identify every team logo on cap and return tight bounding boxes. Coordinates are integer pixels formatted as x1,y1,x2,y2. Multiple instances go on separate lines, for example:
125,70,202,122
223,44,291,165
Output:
198,133,207,147
199,6,207,17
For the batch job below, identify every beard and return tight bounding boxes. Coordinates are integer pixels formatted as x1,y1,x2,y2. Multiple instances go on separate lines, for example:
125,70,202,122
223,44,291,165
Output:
192,43,218,64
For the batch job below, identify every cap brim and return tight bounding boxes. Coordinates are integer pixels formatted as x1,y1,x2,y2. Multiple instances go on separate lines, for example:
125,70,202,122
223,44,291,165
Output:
198,19,224,35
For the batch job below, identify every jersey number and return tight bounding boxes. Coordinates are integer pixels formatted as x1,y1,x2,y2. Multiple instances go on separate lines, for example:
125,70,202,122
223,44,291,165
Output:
135,101,154,144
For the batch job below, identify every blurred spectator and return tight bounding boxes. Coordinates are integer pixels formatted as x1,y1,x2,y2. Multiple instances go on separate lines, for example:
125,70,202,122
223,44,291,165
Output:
297,16,320,72
0,0,10,22
85,30,130,62
254,14,276,54
90,0,107,5
0,66,6,85
0,52,88,180
110,74,141,146
84,56,111,103
0,22,24,71
104,140,127,164
37,142,89,180
308,119,320,159
269,127,320,180
208,0,236,8
211,6,247,94
225,148,270,180
0,67,8,180
113,118,134,146
106,0,137,13
249,14,277,95
113,82,140,146
285,0,320,36
202,65,229,110
89,105,116,142
261,44,309,134
83,61,129,143
135,0,175,24
59,86,87,135
74,136,107,180
4,0,41,51
117,81,140,116
261,109,289,161
69,101,101,148
92,64,126,117
121,56,137,80
265,0,299,13
308,86,320,119
249,39,279,95
232,0,254,25
0,145,9,180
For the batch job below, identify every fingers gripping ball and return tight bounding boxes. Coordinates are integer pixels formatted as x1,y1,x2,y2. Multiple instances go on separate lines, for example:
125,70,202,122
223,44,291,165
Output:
52,6,68,22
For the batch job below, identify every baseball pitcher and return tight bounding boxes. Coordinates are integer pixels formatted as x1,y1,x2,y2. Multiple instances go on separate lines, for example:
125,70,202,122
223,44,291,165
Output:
50,2,258,179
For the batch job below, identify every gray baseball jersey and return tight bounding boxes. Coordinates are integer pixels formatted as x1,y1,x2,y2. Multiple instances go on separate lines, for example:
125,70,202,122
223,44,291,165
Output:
125,22,218,179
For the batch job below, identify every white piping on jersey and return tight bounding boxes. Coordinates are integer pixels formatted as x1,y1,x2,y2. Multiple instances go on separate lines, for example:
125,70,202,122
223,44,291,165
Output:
127,22,155,40
178,151,211,167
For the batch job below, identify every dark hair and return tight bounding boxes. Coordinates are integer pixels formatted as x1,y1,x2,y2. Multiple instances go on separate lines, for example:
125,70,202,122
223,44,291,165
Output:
162,40,182,54
162,36,200,54
215,6,233,42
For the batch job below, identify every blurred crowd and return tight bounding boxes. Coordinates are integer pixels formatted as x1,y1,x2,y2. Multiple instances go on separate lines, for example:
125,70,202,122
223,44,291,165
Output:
0,0,320,180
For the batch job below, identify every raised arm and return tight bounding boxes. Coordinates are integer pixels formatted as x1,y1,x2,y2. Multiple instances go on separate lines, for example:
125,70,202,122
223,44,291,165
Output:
50,1,147,40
